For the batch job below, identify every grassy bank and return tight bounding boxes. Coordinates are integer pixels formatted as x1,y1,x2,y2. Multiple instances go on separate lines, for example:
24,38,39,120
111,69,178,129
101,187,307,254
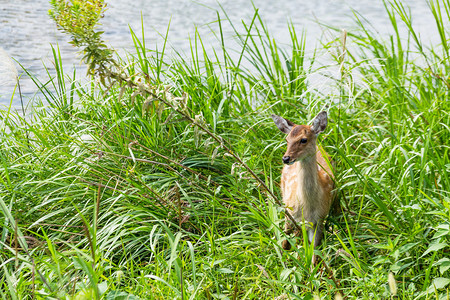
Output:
1,0,449,299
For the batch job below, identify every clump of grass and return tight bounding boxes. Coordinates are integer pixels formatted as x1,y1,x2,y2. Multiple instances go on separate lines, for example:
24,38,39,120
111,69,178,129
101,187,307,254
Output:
0,0,449,299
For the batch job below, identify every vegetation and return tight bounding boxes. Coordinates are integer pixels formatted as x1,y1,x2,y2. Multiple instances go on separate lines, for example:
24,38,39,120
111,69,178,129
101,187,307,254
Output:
1,0,449,298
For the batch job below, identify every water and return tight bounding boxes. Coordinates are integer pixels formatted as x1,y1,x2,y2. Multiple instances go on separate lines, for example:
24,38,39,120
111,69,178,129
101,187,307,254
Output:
0,0,439,107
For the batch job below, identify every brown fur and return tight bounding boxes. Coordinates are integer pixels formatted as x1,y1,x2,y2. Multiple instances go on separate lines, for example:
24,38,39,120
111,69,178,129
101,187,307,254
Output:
272,112,336,250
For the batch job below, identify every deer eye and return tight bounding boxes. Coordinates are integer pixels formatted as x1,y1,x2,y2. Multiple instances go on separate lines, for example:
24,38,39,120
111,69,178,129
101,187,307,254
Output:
300,138,307,144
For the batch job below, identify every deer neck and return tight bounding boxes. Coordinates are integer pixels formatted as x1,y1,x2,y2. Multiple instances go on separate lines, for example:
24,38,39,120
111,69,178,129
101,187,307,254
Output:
295,150,319,203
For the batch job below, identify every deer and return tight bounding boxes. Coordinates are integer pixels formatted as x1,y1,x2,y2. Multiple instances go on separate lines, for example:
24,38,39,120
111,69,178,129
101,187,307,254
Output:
271,111,338,252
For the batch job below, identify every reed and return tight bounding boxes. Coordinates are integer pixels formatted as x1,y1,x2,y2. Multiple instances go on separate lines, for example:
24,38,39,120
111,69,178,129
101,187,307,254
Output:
0,0,449,298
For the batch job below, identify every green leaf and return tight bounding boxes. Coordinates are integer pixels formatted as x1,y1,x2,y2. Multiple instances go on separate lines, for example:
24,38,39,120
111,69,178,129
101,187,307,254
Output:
433,224,450,239
422,242,448,257
398,242,419,254
427,277,450,292
217,268,234,274
434,258,450,274
280,268,293,281
391,261,414,273
106,291,140,300
98,281,108,296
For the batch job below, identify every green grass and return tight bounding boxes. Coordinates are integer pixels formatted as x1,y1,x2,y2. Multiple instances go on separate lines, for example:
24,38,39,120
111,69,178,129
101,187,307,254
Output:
1,0,449,299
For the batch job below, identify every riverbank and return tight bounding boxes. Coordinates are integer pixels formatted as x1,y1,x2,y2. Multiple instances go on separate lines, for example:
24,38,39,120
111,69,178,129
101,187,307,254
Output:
1,0,449,298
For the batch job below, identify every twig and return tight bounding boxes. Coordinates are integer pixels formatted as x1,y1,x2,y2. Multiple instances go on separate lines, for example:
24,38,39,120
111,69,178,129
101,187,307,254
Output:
105,69,305,234
320,258,342,294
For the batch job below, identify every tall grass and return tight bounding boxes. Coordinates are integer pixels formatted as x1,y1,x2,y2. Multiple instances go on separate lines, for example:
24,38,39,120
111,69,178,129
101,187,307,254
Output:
0,0,449,298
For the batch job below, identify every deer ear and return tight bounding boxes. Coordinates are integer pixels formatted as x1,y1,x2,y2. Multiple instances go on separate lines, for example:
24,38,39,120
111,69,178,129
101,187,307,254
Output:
271,114,294,134
311,111,327,135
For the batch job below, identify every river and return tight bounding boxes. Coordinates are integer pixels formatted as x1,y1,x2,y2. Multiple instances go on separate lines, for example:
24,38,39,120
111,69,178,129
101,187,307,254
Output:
0,0,440,107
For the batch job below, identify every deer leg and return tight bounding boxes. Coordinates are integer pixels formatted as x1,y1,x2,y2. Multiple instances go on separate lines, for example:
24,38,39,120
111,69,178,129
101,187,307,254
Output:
311,222,324,248
309,222,324,265
284,216,294,234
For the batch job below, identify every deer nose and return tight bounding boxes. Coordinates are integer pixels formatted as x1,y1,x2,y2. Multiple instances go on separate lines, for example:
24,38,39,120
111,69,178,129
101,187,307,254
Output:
282,156,290,164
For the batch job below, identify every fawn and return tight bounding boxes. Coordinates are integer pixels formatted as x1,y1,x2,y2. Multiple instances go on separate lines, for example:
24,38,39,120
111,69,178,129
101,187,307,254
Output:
272,111,337,250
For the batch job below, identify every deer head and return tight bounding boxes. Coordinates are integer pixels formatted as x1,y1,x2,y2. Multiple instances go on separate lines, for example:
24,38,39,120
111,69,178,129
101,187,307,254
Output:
272,111,328,165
